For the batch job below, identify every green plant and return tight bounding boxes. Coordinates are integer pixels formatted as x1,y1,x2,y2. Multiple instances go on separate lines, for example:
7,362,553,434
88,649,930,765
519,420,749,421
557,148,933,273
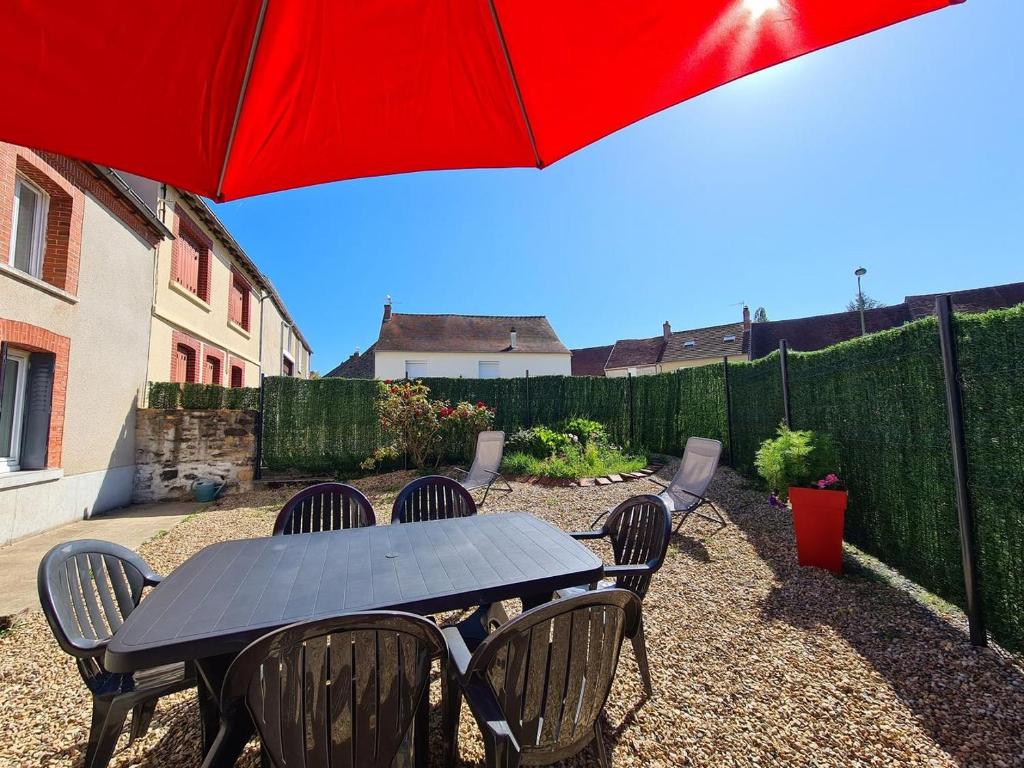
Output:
223,386,260,410
754,425,837,503
562,417,608,446
501,444,646,480
148,381,182,409
437,400,495,463
181,383,225,409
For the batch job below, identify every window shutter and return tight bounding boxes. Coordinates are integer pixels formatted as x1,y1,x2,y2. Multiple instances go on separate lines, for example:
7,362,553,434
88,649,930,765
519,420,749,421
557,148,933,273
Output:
20,352,55,470
0,342,8,426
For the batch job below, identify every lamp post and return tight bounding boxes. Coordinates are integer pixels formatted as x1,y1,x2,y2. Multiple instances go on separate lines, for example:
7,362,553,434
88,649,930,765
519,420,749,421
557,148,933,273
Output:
854,267,867,336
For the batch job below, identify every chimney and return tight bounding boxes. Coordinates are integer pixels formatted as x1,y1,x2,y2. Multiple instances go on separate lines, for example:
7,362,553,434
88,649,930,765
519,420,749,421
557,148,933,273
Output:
382,295,392,322
510,326,518,350
663,321,672,340
742,305,751,332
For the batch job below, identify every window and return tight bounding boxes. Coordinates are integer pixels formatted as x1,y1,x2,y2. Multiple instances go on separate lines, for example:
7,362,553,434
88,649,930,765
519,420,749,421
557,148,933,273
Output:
230,364,244,388
282,357,294,377
0,349,29,471
478,361,499,379
723,335,737,342
683,340,696,348
229,272,251,330
172,343,198,383
205,354,222,385
172,214,211,302
405,361,428,379
9,176,48,279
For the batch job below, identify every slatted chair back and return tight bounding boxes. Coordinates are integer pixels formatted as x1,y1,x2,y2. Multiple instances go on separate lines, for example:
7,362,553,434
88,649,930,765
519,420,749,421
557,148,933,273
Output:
221,612,445,768
273,482,376,535
467,589,641,764
391,475,477,524
38,539,161,685
664,437,722,509
605,494,673,599
462,430,505,488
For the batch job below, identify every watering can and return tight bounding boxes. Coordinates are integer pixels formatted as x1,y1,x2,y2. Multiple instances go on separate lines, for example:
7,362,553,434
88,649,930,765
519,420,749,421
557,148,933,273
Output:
192,479,226,503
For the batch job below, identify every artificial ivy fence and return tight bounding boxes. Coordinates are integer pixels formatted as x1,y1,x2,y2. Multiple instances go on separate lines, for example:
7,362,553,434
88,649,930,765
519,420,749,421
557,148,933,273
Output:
146,381,260,410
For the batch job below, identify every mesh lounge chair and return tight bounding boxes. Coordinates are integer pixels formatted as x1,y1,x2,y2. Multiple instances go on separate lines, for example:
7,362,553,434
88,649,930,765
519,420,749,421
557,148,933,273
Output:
558,494,672,696
272,482,376,535
441,589,642,768
391,475,478,524
207,612,446,768
651,437,724,532
453,430,512,505
38,540,197,768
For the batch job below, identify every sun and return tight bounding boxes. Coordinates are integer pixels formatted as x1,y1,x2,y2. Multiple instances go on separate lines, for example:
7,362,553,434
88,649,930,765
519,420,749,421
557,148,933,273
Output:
743,0,780,18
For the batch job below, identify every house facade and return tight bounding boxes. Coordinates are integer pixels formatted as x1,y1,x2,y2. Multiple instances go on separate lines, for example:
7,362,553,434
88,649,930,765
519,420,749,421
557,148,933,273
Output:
0,143,170,544
129,181,313,387
328,301,571,379
574,307,750,377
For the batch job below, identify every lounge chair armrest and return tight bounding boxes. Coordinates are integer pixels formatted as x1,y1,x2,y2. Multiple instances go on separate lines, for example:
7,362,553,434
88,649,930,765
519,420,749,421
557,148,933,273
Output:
441,626,474,679
481,468,503,477
569,530,606,541
647,478,668,490
451,466,469,476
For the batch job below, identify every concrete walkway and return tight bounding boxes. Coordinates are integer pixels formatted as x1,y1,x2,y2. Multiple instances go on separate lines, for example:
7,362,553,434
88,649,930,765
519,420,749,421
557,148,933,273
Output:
0,501,198,620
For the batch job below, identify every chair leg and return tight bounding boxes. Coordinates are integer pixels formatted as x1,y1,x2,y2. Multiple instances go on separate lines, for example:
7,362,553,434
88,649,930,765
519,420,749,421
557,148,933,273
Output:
84,697,131,768
441,670,463,768
592,719,611,768
482,730,521,768
479,479,492,507
631,617,653,698
128,699,158,744
414,688,429,768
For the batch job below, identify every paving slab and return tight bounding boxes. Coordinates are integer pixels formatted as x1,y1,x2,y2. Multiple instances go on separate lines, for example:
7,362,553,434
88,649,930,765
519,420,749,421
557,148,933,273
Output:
0,501,199,619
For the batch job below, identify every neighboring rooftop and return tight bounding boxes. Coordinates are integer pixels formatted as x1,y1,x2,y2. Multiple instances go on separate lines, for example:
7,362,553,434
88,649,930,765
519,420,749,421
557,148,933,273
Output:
326,343,376,379
748,305,912,360
662,321,747,363
749,281,1024,359
376,313,570,354
570,345,614,377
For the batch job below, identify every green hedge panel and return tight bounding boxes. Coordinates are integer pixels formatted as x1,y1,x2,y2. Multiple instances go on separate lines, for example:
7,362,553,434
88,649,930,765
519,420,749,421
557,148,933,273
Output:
726,353,784,475
956,305,1024,651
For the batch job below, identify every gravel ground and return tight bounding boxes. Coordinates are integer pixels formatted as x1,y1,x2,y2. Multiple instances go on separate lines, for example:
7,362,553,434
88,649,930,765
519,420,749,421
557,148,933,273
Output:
2,465,1023,768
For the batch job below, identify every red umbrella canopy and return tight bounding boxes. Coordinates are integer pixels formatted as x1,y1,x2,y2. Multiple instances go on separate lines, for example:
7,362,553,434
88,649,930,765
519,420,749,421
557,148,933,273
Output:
2,0,962,201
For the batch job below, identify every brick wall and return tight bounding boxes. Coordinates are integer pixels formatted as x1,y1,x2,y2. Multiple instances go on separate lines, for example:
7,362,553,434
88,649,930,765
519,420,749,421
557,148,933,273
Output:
133,408,256,503
0,319,70,467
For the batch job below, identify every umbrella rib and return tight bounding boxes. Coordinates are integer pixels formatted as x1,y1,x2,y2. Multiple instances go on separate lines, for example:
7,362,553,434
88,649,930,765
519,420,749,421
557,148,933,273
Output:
216,0,271,201
487,0,542,168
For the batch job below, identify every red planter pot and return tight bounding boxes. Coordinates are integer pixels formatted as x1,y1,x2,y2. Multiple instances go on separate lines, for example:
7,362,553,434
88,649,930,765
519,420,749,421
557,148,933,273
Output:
788,487,848,573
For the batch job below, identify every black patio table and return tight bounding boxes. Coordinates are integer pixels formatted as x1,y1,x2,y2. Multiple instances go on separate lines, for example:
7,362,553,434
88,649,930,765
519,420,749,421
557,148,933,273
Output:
104,512,603,766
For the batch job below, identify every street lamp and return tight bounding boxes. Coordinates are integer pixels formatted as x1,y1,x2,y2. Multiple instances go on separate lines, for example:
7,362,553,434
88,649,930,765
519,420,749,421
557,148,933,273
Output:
854,267,867,336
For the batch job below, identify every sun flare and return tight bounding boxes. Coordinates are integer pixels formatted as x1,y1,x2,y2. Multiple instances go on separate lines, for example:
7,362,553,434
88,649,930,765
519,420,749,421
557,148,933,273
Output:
743,0,780,19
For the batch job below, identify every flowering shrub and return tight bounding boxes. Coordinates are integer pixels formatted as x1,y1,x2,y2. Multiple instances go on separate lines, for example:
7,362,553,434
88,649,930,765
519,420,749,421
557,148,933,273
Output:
755,425,838,504
562,417,608,447
360,380,494,470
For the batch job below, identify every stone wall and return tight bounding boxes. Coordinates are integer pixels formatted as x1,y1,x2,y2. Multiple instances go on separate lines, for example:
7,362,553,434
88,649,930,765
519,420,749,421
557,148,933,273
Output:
134,409,256,503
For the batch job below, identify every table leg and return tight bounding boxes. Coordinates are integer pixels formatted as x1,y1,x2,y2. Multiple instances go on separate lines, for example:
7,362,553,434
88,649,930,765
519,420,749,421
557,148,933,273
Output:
195,654,255,768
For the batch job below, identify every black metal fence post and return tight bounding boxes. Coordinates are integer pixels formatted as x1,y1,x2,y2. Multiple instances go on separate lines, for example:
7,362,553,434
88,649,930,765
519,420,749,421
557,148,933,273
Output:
525,370,532,428
937,295,987,647
254,373,266,481
627,372,636,448
723,356,735,467
779,339,792,428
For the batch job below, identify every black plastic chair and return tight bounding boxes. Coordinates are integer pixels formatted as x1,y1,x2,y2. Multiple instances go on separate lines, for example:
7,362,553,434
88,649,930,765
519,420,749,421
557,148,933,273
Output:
442,589,642,768
560,494,671,696
206,612,447,768
37,540,197,768
391,474,478,524
272,482,376,535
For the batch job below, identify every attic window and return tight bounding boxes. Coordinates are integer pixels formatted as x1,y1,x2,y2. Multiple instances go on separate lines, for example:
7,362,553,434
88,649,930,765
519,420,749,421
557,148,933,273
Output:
683,340,696,348
723,335,737,342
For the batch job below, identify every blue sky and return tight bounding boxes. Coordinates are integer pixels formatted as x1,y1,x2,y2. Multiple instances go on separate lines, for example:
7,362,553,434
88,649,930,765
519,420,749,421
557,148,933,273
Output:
213,0,1022,374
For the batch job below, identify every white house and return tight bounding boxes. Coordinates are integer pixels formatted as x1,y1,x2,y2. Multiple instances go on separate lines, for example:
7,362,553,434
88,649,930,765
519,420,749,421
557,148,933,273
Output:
328,301,571,380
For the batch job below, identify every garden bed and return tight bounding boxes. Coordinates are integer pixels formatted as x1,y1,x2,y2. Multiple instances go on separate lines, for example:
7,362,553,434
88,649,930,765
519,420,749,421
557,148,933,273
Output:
508,461,664,487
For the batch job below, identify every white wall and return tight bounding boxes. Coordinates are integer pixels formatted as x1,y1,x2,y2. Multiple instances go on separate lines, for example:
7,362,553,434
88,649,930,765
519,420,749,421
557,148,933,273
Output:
374,351,571,379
